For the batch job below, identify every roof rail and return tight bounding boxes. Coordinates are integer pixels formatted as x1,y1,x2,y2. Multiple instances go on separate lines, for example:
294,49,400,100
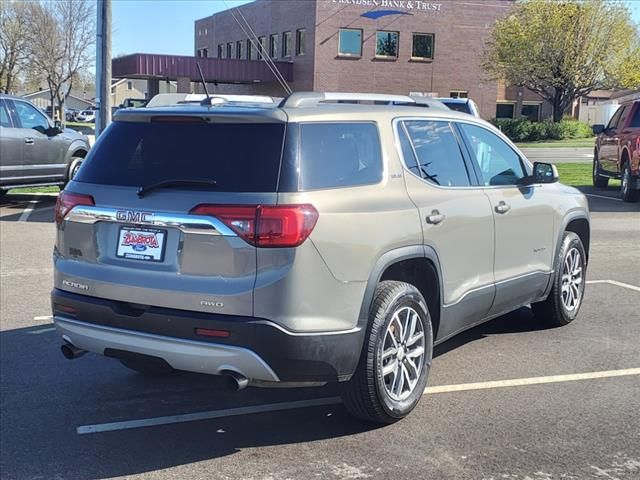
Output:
279,92,417,108
146,93,275,108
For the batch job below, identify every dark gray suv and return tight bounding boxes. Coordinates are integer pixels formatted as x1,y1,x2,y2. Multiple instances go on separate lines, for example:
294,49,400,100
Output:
0,94,91,195
52,92,590,424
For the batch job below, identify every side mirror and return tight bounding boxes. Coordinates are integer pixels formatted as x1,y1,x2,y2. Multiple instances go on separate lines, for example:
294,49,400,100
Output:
592,124,605,135
54,120,62,130
532,162,558,184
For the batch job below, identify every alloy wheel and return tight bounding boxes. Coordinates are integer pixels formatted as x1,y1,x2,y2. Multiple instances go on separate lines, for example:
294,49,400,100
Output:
380,306,425,401
561,247,583,311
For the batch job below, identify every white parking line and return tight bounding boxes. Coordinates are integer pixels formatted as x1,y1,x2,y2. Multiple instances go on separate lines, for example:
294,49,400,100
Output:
77,397,342,434
77,367,640,435
424,368,640,394
586,279,640,292
33,315,53,321
18,204,36,222
585,193,623,202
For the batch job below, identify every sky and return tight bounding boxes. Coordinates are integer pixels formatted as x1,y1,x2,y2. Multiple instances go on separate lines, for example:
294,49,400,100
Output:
112,0,640,57
112,0,251,57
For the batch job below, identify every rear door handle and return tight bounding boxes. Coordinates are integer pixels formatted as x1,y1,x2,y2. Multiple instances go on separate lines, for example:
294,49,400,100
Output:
426,209,446,225
495,201,511,214
24,138,34,145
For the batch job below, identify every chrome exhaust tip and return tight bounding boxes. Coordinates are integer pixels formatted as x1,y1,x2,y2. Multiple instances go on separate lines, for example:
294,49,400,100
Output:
61,342,87,360
222,370,249,391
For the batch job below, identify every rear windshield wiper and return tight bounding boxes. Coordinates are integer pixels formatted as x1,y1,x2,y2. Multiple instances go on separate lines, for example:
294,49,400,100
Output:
137,178,217,198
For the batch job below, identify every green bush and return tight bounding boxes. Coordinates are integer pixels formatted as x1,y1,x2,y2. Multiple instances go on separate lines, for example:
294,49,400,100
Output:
491,118,593,142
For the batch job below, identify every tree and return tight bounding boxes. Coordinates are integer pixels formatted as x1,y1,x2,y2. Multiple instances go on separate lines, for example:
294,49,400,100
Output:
27,0,95,118
377,33,398,57
0,1,31,93
483,0,640,122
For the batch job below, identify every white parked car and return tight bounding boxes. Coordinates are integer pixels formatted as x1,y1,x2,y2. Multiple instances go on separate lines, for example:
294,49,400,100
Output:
76,110,95,123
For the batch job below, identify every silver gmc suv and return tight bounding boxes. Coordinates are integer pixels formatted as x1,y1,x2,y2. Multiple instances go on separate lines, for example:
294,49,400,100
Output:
52,92,590,424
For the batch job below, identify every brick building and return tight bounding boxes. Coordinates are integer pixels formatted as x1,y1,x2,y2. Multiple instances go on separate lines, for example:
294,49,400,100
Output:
195,0,550,120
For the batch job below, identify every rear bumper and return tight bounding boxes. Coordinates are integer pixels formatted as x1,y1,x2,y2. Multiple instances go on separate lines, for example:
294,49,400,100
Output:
52,289,364,383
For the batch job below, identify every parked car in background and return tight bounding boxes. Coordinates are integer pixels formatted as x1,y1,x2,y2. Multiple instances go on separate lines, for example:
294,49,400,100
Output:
592,99,640,202
0,94,91,196
120,97,148,108
65,108,80,122
76,110,96,123
436,97,480,117
52,91,590,424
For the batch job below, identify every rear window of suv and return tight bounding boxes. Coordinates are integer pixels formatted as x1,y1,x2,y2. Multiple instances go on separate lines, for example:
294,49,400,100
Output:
75,120,286,192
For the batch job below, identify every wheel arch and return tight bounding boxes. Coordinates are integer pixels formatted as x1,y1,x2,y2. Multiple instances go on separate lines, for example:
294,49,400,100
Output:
358,246,443,338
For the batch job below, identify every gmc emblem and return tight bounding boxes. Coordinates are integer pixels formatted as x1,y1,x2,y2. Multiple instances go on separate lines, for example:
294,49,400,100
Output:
116,210,154,224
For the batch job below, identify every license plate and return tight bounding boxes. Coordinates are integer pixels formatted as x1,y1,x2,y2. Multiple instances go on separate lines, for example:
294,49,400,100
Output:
116,226,166,262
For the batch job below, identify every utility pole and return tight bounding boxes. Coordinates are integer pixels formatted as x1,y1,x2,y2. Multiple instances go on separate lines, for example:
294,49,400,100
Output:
95,0,112,136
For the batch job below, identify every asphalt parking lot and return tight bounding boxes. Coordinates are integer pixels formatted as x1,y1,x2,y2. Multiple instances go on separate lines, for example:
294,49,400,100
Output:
1,189,638,480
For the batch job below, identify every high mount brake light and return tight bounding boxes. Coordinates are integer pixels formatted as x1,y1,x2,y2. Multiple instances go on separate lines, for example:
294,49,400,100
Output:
150,116,206,124
55,191,95,225
190,204,319,248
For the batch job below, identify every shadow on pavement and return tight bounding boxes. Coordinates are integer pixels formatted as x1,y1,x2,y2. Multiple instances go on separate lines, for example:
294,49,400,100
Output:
0,307,555,478
0,194,57,223
0,323,376,479
434,306,551,358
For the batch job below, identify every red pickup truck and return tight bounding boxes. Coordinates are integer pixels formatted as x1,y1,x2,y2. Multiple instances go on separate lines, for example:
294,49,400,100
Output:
592,99,640,202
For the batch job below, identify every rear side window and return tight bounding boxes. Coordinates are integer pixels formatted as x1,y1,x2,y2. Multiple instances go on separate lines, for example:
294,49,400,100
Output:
298,122,382,190
401,120,471,187
441,101,470,114
75,121,286,192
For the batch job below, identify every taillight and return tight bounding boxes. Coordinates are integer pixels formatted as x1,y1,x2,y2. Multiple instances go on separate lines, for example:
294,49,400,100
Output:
55,191,95,225
190,204,319,248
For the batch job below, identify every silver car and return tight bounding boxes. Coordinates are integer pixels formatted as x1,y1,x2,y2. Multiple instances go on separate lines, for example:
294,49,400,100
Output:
52,92,590,423
0,94,91,194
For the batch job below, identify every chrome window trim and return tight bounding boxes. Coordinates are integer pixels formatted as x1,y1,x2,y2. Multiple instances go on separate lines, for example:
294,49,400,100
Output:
65,205,238,236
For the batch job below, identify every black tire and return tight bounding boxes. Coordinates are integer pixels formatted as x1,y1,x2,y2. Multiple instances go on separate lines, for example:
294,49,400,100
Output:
119,358,175,376
532,232,586,327
341,280,433,424
66,157,84,185
620,161,639,203
592,154,608,188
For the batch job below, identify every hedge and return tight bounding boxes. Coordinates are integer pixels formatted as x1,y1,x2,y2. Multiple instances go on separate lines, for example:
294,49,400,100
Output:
491,118,593,142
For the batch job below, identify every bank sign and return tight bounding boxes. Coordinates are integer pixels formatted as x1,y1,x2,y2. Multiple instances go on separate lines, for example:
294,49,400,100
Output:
330,0,442,14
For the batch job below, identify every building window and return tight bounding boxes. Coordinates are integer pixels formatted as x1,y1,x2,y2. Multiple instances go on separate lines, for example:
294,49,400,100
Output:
282,31,292,58
204,28,208,36
375,31,399,58
496,103,515,119
296,28,306,56
259,36,267,60
247,39,253,60
236,40,243,59
338,28,362,57
218,44,224,59
227,42,233,59
450,90,468,98
521,103,541,122
269,34,278,58
197,49,202,58
127,81,132,90
202,48,208,58
198,28,201,37
411,33,434,60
